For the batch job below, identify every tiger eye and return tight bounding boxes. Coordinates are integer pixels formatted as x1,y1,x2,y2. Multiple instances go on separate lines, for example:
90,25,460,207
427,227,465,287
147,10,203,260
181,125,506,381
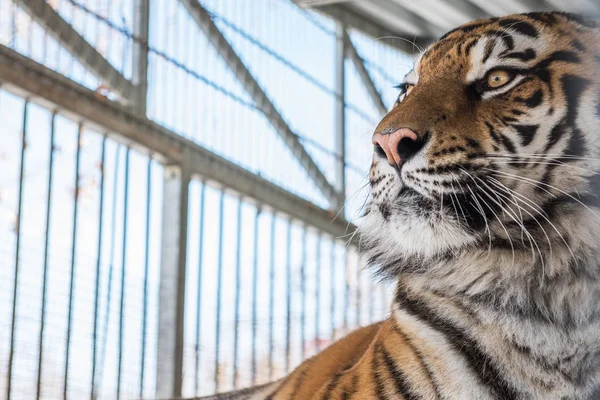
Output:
487,70,511,88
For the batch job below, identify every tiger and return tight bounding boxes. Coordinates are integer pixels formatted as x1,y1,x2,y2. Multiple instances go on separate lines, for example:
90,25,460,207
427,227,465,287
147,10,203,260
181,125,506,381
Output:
193,12,600,399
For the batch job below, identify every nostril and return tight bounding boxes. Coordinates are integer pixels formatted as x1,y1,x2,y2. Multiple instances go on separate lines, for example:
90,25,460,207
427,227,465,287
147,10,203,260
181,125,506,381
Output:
374,144,386,158
396,132,429,162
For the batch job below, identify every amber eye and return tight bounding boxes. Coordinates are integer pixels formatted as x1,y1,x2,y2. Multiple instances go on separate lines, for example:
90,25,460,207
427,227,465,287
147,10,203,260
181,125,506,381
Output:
395,83,415,105
487,70,512,88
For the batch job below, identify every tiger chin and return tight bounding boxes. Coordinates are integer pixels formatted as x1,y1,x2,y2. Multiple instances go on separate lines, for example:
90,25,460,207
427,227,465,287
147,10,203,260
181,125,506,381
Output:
194,12,600,400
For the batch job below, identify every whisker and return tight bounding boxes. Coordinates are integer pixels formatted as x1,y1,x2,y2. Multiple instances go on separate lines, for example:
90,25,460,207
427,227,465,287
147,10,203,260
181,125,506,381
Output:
488,159,598,175
375,35,425,53
487,168,600,222
488,178,579,270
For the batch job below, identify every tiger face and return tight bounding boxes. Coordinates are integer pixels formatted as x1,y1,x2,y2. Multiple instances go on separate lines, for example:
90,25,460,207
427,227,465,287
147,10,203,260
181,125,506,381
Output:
361,13,600,277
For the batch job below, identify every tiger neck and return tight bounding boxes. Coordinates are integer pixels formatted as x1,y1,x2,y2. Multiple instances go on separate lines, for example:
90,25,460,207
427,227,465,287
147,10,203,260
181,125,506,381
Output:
390,231,600,397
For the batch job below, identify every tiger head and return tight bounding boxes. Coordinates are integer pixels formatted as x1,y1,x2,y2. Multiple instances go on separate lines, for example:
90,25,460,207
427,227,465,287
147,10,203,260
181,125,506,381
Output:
361,12,600,278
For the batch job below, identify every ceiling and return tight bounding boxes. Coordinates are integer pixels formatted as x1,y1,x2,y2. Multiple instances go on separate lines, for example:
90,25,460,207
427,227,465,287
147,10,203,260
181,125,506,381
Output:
294,0,600,52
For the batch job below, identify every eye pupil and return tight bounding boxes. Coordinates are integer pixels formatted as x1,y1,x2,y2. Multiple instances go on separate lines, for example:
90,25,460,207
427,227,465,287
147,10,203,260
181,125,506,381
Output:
487,70,511,88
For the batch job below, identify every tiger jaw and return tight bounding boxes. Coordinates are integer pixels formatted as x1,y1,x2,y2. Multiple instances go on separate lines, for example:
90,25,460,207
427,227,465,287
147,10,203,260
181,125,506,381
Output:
362,154,479,262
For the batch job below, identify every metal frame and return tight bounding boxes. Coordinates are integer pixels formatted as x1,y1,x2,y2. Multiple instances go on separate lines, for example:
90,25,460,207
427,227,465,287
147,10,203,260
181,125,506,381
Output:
334,21,346,209
0,45,357,240
4,0,408,396
157,159,191,398
345,33,388,118
16,0,136,103
132,0,150,113
315,3,431,53
178,0,339,206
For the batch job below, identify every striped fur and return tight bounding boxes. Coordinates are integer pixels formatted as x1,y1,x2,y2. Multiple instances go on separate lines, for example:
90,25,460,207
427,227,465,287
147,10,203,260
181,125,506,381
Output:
194,12,600,399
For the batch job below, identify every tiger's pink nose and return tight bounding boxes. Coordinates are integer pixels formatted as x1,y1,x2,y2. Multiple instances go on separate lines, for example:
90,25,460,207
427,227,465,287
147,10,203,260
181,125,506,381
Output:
372,128,419,166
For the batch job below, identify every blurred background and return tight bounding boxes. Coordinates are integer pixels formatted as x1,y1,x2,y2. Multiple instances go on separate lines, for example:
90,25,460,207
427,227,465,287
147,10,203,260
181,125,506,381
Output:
0,0,595,399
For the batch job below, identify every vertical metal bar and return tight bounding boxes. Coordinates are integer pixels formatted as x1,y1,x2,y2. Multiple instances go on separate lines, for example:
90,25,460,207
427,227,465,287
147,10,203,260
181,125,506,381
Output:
91,135,107,400
64,122,83,400
132,0,150,113
116,148,130,399
315,234,322,352
284,219,292,373
334,21,347,211
97,145,122,398
36,112,56,400
232,198,243,389
268,213,276,380
156,150,191,398
6,100,28,400
330,241,336,342
194,183,206,395
140,158,152,399
251,206,261,385
214,190,225,391
300,227,307,360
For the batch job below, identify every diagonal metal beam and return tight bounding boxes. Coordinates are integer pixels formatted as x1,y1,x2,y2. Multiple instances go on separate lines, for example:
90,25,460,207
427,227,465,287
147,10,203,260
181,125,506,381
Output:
345,33,388,118
0,43,357,240
16,0,136,103
178,0,338,206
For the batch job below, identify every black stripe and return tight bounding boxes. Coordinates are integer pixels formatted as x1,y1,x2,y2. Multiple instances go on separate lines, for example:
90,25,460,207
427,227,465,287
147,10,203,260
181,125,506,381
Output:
485,121,502,144
485,30,515,53
522,12,559,26
482,40,496,64
502,48,536,62
340,375,359,400
321,372,344,400
500,134,517,153
379,343,419,400
502,116,519,124
518,90,543,108
561,74,590,157
530,51,581,100
289,363,311,400
371,345,390,400
499,18,538,38
395,289,520,400
513,124,539,146
392,324,443,399
544,118,568,153
533,51,581,70
464,38,480,57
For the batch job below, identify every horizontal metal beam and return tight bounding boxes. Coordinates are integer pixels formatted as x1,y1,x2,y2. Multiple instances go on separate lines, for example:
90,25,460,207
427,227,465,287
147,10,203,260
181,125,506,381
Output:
16,0,136,104
0,44,357,241
345,33,388,118
317,4,433,53
178,0,338,206
389,0,486,31
348,0,443,39
466,0,550,15
545,0,600,14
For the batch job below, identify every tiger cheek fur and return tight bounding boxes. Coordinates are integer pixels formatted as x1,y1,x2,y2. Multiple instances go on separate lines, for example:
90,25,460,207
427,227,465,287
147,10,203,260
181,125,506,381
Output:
195,12,600,400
